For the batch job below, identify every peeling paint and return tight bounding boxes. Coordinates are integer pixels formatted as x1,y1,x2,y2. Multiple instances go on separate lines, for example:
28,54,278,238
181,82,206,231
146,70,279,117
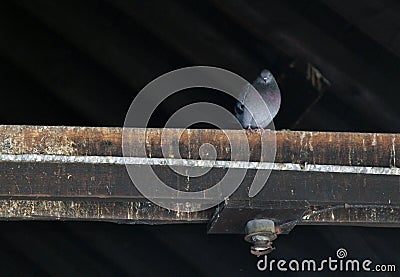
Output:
392,136,396,167
300,132,306,147
308,133,314,152
348,147,352,166
372,133,377,146
362,138,367,152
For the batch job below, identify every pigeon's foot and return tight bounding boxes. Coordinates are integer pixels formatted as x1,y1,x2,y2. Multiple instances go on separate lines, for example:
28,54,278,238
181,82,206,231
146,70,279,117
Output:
247,125,258,133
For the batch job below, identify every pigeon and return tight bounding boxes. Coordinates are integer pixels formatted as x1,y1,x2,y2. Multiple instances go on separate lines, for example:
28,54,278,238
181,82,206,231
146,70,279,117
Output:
234,69,281,129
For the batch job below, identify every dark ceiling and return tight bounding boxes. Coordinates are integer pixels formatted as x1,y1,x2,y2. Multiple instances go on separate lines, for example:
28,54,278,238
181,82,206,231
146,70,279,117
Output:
0,0,399,276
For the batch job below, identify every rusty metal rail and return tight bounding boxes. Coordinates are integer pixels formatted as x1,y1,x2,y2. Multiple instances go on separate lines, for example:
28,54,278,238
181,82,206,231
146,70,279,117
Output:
0,125,399,233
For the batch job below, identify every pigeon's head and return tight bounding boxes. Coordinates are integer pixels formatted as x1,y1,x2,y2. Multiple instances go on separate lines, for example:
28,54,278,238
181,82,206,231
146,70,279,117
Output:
260,69,273,83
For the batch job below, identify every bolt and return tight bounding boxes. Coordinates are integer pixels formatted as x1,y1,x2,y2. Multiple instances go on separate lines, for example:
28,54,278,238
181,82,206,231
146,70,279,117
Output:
244,219,277,256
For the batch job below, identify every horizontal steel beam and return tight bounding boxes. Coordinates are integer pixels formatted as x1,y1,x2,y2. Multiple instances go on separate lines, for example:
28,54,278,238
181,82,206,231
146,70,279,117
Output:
0,125,399,232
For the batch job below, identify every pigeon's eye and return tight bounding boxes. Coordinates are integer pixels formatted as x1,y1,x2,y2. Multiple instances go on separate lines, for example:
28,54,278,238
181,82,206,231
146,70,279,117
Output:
235,104,244,114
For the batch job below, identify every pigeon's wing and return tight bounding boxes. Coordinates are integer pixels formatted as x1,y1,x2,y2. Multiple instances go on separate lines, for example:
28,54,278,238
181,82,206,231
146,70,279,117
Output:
244,86,274,128
238,83,251,105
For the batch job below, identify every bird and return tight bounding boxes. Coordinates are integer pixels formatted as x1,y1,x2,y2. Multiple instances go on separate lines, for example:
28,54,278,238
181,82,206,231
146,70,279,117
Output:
234,69,281,129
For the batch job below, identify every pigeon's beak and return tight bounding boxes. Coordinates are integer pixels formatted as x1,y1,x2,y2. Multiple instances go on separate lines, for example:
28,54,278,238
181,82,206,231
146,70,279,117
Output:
263,74,272,82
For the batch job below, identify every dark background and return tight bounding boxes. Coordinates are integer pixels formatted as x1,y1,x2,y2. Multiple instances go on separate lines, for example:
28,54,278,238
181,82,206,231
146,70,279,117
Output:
0,0,399,275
